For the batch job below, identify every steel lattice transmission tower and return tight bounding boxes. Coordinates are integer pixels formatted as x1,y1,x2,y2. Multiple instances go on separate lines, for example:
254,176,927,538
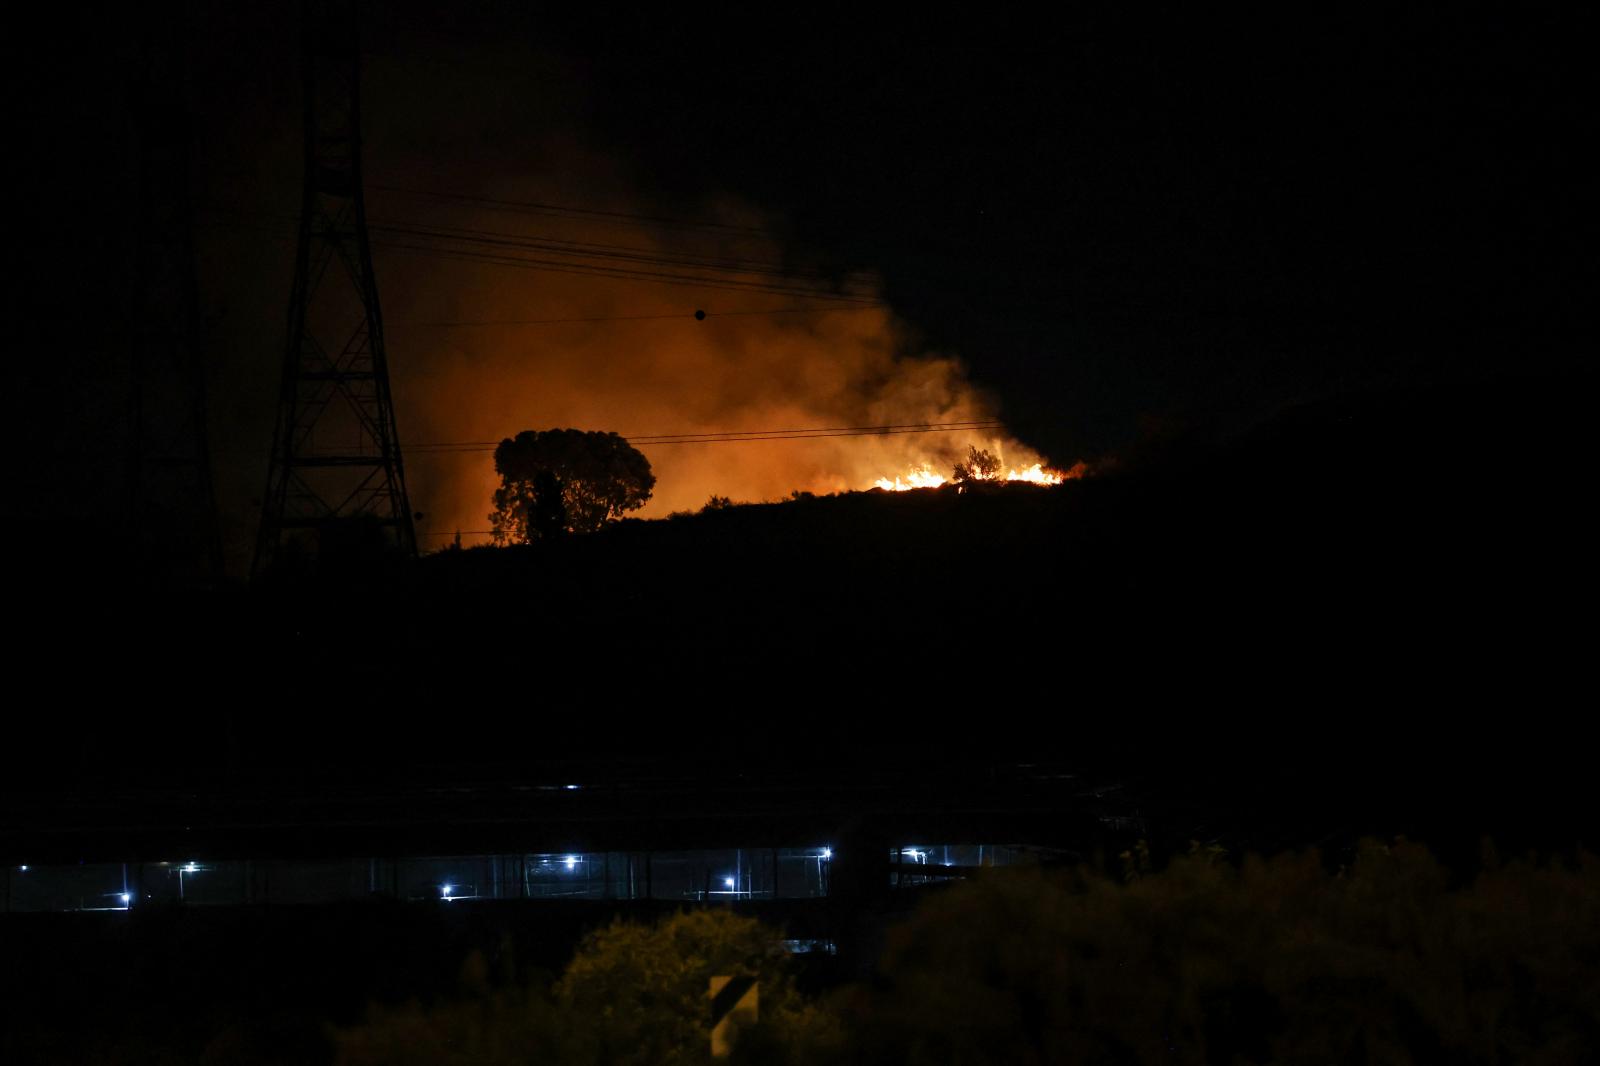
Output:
255,0,415,577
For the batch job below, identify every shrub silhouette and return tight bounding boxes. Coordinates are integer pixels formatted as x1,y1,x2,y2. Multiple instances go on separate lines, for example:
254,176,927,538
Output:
952,446,1002,482
334,910,834,1066
841,840,1600,1065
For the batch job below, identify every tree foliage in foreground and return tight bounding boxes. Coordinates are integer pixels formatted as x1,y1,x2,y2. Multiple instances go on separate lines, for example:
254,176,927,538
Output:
557,910,833,1066
334,841,1600,1066
841,840,1600,1065
489,429,655,544
333,910,835,1066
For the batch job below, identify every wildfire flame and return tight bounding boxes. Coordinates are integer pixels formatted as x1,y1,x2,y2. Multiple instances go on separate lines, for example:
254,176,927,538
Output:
873,467,949,491
871,460,1083,492
1003,463,1066,485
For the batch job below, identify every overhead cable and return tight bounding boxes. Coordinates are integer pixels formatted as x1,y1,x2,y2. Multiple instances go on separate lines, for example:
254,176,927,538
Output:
403,421,1005,454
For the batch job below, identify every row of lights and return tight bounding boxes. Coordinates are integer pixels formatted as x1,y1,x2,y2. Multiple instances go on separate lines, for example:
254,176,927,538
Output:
18,853,841,874
439,849,834,901
20,850,841,908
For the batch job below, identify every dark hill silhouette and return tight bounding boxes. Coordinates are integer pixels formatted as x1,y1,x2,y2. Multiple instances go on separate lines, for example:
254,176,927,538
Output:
7,374,1593,860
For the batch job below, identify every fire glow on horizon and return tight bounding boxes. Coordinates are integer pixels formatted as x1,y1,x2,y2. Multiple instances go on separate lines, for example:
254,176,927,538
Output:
872,460,1085,493
362,180,1082,533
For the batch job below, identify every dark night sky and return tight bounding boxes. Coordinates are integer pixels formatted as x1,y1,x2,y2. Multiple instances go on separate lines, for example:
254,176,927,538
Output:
7,5,1590,558
538,8,1588,448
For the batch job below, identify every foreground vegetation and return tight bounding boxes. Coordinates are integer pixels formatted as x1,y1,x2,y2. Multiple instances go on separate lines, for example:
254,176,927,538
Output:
333,840,1600,1066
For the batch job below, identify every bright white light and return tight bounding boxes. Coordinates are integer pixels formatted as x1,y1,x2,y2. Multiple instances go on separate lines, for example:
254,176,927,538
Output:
440,884,453,898
119,893,131,904
905,849,922,861
564,855,578,869
820,848,832,860
18,865,26,872
183,863,199,873
724,877,735,888
564,784,580,790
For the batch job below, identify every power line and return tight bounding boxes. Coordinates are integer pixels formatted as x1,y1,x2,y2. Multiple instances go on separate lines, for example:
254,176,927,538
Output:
369,183,776,238
631,420,1001,442
370,239,882,304
399,306,878,326
194,220,881,324
403,421,1005,453
191,217,880,325
196,205,884,306
214,422,1004,459
202,195,878,292
414,423,1004,450
366,218,876,283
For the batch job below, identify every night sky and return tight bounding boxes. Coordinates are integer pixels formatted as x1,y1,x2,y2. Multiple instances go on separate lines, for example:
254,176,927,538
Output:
543,8,1587,438
9,5,1588,566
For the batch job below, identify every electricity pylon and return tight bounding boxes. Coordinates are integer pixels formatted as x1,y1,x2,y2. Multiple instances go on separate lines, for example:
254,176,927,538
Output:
254,0,415,578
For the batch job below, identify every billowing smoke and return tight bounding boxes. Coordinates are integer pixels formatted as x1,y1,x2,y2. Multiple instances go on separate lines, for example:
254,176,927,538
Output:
377,194,1055,544
189,22,1063,558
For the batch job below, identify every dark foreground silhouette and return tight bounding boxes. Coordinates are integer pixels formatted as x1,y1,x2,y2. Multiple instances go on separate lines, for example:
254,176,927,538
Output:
10,375,1593,857
6,842,1596,1064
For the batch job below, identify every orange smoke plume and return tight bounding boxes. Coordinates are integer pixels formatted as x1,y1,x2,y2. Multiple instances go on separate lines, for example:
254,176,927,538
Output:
372,192,1064,544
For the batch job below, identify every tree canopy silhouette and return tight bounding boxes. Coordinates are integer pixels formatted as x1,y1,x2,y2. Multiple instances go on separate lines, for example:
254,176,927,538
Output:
952,446,1001,482
333,910,834,1066
489,429,655,544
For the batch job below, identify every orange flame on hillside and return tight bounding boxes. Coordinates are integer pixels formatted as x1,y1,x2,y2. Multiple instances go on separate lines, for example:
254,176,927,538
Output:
872,460,1086,492
873,467,949,491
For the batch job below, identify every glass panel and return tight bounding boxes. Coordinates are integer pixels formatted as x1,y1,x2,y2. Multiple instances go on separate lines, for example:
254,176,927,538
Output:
648,849,770,901
889,844,1039,886
253,859,370,905
139,860,245,906
775,847,832,898
8,863,129,911
511,853,609,900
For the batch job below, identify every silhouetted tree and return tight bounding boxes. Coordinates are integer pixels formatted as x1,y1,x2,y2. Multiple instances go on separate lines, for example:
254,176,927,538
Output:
952,446,1002,482
557,911,830,1066
489,429,655,544
334,910,836,1066
529,469,568,540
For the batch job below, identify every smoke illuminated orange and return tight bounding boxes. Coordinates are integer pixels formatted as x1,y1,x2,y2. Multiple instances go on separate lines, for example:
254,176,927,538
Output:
360,184,1076,543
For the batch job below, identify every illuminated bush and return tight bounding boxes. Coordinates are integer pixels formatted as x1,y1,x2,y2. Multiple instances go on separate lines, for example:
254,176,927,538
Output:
334,909,834,1066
